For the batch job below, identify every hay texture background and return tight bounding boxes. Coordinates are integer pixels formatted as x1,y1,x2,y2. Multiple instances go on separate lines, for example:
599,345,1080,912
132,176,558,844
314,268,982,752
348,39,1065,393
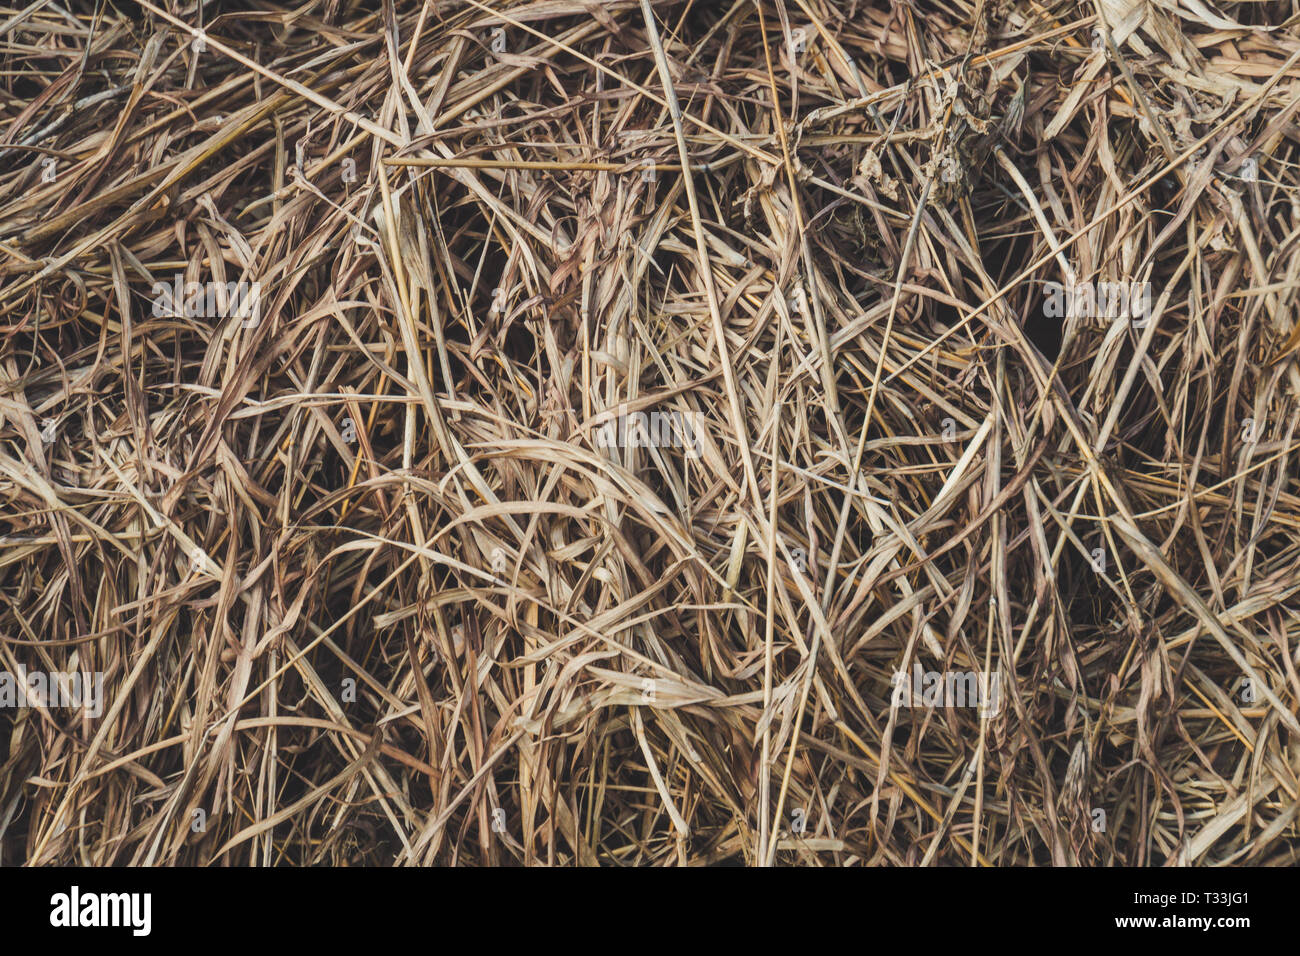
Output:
2,0,1300,866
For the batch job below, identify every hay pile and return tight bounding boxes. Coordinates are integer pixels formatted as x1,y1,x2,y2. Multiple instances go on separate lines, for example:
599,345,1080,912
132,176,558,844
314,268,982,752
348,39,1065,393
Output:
2,0,1299,866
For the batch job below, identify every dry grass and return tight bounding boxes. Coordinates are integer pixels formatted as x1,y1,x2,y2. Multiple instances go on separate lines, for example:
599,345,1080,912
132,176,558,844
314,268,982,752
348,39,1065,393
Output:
2,0,1300,866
